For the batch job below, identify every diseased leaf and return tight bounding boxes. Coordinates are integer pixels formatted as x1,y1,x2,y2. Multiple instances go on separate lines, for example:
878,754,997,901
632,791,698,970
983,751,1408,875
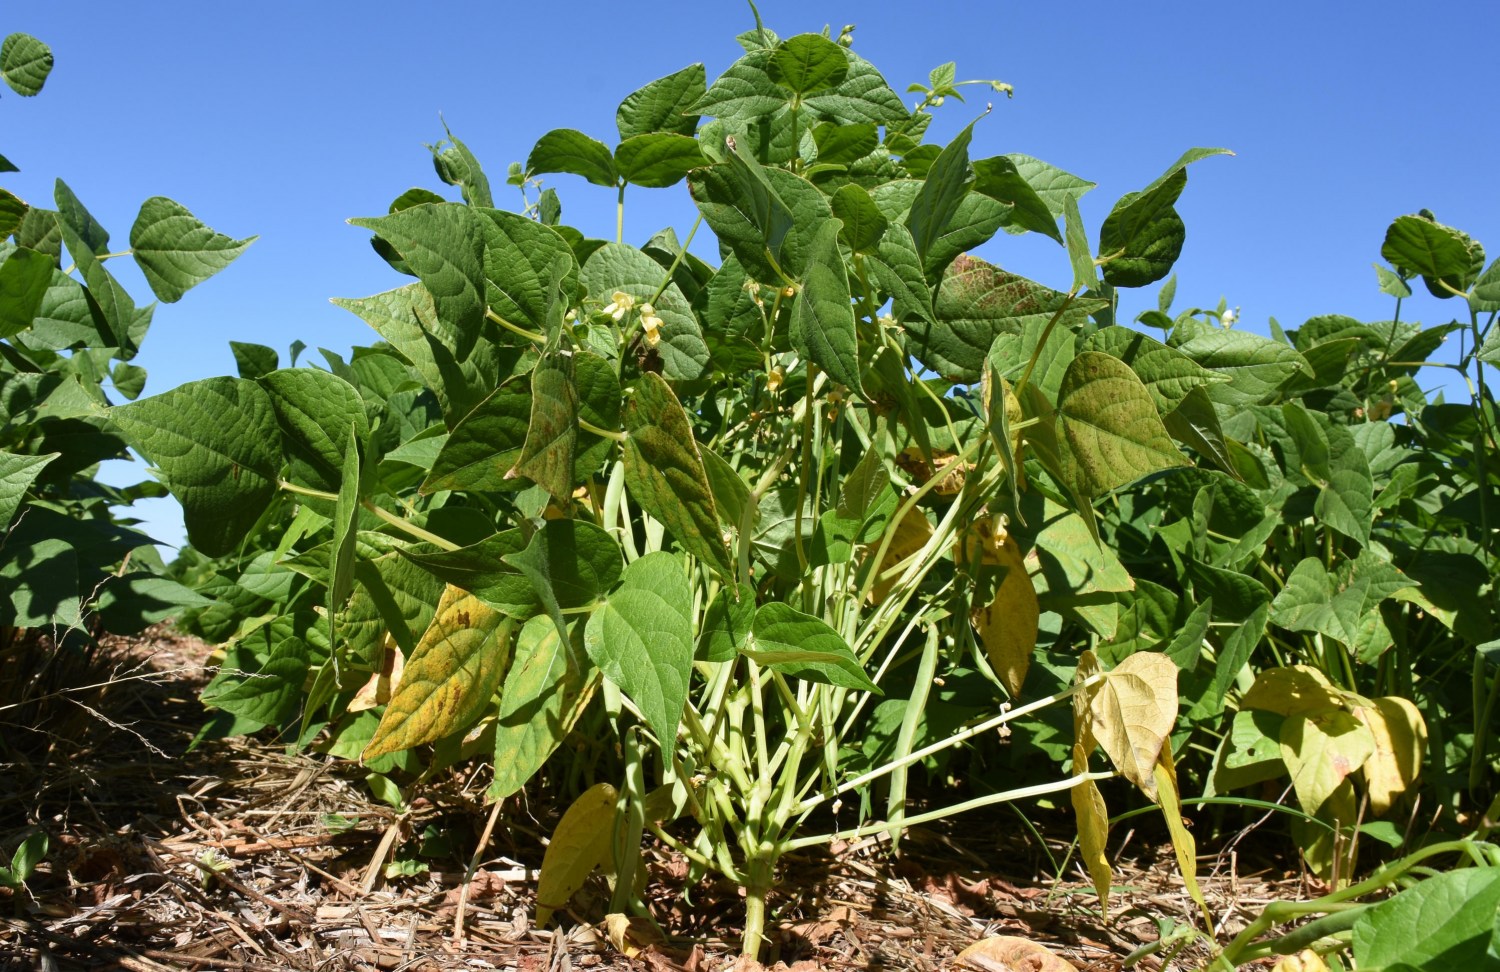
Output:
534,782,618,927
621,374,732,578
1058,351,1188,497
1080,326,1228,414
1154,746,1211,926
955,936,1074,972
363,587,514,759
1240,665,1344,719
1280,709,1375,815
1352,697,1426,815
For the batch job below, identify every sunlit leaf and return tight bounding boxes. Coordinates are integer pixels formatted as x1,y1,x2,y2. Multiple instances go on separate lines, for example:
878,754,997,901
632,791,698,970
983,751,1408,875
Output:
1089,651,1178,798
534,782,618,926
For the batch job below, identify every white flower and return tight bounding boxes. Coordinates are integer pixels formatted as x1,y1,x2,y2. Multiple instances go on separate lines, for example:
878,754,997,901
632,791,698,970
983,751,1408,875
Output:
1221,307,1239,326
602,290,635,321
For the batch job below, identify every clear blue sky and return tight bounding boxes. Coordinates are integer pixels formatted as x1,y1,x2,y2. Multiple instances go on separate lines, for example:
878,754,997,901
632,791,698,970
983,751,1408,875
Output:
5,1,1496,550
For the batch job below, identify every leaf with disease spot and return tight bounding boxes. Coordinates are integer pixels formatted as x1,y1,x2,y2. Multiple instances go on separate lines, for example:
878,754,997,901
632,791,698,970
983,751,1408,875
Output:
112,378,280,557
1058,351,1188,497
526,129,617,187
535,782,618,926
790,218,862,393
1352,697,1426,815
1089,651,1178,798
621,374,732,578
0,33,52,96
129,197,255,304
617,63,705,140
511,352,577,503
1279,709,1375,814
491,615,598,800
746,602,879,692
363,587,514,760
349,204,483,359
584,552,693,745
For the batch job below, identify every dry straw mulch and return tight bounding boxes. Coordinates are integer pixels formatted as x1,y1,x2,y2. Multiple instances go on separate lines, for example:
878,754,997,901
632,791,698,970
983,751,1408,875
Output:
0,626,1301,971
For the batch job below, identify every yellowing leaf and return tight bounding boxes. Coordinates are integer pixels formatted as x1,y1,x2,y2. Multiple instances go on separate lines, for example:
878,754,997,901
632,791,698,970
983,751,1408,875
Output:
363,586,514,760
535,782,618,927
1090,651,1178,798
867,506,934,604
1280,708,1376,815
1073,649,1103,757
347,635,403,712
604,913,665,957
1353,696,1427,814
1070,743,1111,916
1153,745,1211,930
970,529,1039,696
1239,665,1343,719
1272,950,1331,972
955,935,1075,971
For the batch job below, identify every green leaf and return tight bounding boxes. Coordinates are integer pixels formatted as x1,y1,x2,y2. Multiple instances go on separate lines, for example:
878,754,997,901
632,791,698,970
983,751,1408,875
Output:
972,155,1062,244
201,638,309,727
614,133,708,189
349,203,484,360
867,221,933,324
329,425,361,612
1375,263,1413,299
1185,559,1270,623
700,445,753,531
0,246,54,339
691,50,788,124
61,222,134,352
1271,557,1368,646
1314,427,1374,546
54,180,110,255
829,184,887,253
802,51,908,126
1171,322,1313,406
5,831,47,884
698,582,756,662
502,518,622,612
746,602,879,692
1352,867,1500,970
580,243,708,380
905,119,976,273
1005,154,1095,218
512,352,577,503
1063,195,1097,294
812,122,878,165
112,377,280,557
584,552,693,745
400,530,535,618
526,129,618,187
0,33,52,96
790,218,862,393
429,125,493,208
1381,212,1483,297
479,208,579,335
1056,351,1187,496
229,341,278,380
423,376,531,494
1163,385,1235,475
261,368,368,491
1081,327,1228,414
0,451,57,530
0,188,26,238
768,34,849,94
129,197,255,304
492,615,597,800
724,137,794,261
621,374,732,579
689,163,830,283
617,63,706,140
1099,148,1230,288
363,589,514,759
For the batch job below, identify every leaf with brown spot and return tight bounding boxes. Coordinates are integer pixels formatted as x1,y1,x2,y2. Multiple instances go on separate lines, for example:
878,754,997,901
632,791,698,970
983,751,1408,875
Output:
1089,651,1178,798
362,586,514,760
1279,708,1375,815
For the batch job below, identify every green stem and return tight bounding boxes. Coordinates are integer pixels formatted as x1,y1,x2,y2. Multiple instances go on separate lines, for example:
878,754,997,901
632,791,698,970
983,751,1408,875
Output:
275,479,458,550
577,416,625,442
485,309,547,345
616,182,626,243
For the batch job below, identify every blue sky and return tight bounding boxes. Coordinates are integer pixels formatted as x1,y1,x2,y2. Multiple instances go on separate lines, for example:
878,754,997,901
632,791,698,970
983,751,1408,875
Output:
5,1,1496,550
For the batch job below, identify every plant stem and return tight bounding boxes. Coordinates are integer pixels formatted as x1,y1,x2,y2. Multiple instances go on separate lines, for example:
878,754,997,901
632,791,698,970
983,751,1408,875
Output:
616,183,625,243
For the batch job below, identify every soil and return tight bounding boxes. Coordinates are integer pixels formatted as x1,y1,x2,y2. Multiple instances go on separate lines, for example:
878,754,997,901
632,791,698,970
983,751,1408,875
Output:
0,626,1305,971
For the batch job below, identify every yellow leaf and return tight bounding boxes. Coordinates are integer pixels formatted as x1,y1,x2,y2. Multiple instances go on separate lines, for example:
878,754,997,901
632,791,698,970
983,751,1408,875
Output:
1353,696,1426,814
1272,950,1331,972
1239,665,1343,719
347,634,403,712
1070,743,1111,916
604,913,664,957
1153,745,1211,929
362,585,514,760
1279,709,1375,815
955,935,1075,971
867,506,934,605
535,782,618,927
1073,650,1103,758
1090,651,1178,799
970,529,1040,696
